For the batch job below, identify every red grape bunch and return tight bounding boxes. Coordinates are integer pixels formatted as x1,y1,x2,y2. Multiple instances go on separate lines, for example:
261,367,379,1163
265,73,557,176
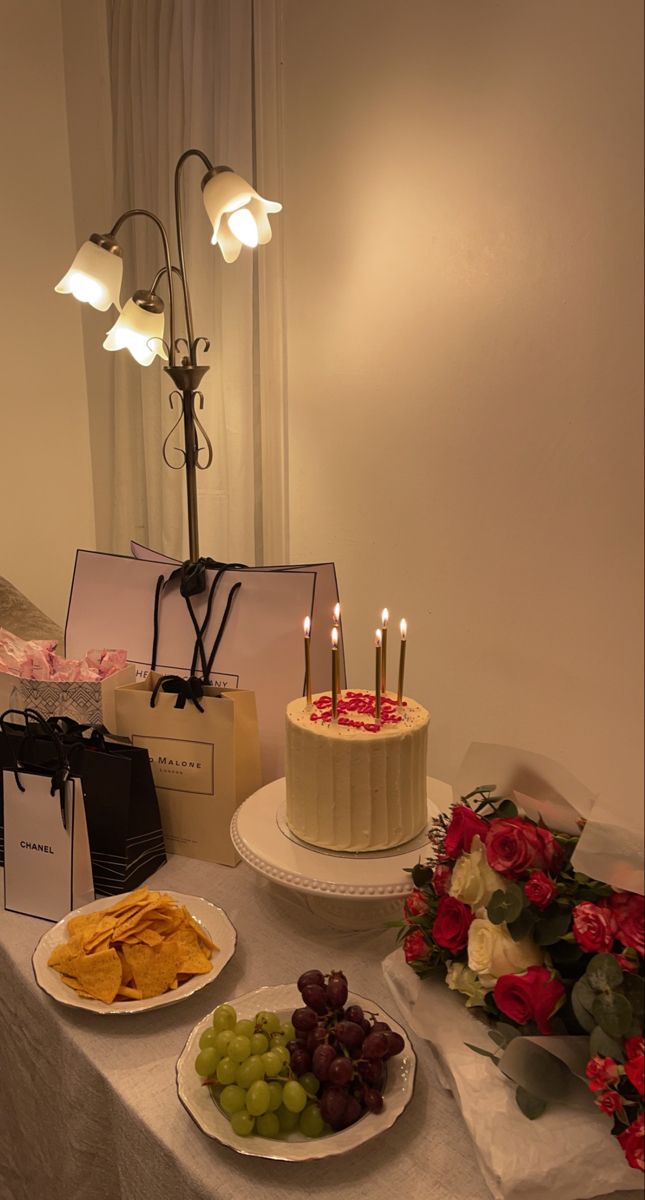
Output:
288,968,405,1133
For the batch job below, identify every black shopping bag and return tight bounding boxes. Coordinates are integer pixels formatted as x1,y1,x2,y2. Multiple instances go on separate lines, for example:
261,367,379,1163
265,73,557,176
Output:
0,712,166,896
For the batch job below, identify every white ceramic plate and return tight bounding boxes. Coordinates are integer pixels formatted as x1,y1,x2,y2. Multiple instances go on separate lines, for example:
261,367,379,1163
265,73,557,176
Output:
32,889,236,1015
176,984,416,1161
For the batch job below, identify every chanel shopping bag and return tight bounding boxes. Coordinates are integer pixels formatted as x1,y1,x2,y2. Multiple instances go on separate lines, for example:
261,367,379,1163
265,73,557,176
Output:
65,549,345,781
115,673,261,866
0,711,166,897
1,710,94,921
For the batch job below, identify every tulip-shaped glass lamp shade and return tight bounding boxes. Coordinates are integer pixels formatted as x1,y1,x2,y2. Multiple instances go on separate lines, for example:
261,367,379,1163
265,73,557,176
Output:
103,290,167,367
201,168,282,263
55,233,123,311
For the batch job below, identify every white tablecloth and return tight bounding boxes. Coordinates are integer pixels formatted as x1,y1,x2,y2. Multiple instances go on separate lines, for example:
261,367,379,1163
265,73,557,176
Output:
0,857,634,1200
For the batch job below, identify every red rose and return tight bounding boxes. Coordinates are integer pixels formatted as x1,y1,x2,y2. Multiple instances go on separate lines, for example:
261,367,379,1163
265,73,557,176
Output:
586,1055,621,1092
485,817,547,878
615,952,639,973
625,1054,645,1097
432,865,452,896
493,965,565,1034
617,1113,644,1173
524,871,557,910
431,895,474,954
609,891,645,958
535,827,565,873
626,1037,645,1061
404,889,428,922
572,902,617,953
403,929,428,963
444,805,489,858
595,1089,625,1117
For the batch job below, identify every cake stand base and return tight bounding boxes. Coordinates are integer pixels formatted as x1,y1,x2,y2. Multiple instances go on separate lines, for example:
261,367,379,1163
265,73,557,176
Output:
230,776,452,931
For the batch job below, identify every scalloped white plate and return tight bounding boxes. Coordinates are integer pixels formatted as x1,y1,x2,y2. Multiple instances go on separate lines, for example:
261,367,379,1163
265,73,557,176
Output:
32,890,236,1014
176,983,416,1161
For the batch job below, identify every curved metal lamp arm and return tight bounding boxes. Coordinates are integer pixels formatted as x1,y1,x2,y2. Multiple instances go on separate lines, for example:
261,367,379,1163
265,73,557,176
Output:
174,148,214,354
108,208,177,365
149,263,184,295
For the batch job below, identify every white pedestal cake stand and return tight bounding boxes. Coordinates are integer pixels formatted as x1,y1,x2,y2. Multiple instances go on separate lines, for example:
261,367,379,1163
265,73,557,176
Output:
230,776,452,931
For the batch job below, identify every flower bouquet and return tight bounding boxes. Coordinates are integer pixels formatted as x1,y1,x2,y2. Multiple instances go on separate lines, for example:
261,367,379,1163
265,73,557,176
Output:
398,784,644,1176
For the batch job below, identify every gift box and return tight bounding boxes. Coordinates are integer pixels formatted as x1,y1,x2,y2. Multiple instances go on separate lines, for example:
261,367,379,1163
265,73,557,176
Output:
13,665,135,729
0,630,135,728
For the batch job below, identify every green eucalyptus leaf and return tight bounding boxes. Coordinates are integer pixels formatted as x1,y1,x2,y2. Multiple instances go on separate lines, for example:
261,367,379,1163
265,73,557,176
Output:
589,1025,626,1062
534,910,571,946
572,980,597,1032
508,909,538,942
622,971,645,1018
488,1022,521,1049
462,785,497,800
487,884,524,926
411,862,434,888
549,940,584,966
586,953,623,992
515,1085,547,1120
591,992,633,1038
494,799,519,818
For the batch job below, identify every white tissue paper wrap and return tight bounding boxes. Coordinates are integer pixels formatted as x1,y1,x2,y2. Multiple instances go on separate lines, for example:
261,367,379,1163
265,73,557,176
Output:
382,949,640,1200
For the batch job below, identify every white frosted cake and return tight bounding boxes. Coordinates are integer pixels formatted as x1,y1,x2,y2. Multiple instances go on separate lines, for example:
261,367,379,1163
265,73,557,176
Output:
285,690,429,852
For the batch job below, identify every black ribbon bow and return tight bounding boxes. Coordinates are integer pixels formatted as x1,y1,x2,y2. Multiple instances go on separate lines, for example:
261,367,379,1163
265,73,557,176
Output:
149,675,206,712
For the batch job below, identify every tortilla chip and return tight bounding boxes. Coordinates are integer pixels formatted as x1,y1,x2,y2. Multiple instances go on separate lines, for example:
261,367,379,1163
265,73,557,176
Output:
122,942,180,999
116,985,143,1000
165,928,213,975
68,948,122,1004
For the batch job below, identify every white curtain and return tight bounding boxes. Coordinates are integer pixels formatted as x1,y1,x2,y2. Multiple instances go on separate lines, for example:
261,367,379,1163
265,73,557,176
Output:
106,0,257,562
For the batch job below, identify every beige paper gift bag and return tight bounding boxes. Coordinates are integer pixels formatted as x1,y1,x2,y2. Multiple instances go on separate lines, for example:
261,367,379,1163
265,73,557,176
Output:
114,674,261,865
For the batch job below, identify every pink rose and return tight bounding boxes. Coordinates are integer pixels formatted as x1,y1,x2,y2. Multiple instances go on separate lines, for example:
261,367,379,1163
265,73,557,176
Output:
493,965,565,1034
432,865,452,896
595,1090,625,1117
524,871,557,910
572,902,617,953
444,805,489,858
431,896,474,955
617,1113,644,1173
626,1037,645,1061
404,889,428,922
485,817,547,878
403,929,428,963
625,1054,645,1097
609,891,645,957
586,1055,621,1092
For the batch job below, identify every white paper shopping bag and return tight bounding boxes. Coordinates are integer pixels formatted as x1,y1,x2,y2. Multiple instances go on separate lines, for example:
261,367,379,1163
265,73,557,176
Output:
3,771,94,921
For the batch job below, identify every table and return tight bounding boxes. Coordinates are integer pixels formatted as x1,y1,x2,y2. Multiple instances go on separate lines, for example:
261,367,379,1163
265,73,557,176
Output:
0,856,633,1200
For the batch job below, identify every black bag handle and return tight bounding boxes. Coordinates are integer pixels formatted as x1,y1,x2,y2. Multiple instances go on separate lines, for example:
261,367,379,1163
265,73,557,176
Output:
0,707,70,827
151,561,242,683
149,675,205,711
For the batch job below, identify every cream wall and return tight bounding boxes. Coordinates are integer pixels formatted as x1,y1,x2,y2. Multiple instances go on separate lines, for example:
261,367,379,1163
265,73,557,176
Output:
0,0,95,625
281,0,644,807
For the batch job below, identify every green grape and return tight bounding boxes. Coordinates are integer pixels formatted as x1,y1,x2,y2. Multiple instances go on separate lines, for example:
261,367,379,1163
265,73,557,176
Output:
299,1104,325,1138
281,1021,296,1042
219,1085,247,1115
261,1050,283,1077
270,1032,288,1047
230,1111,255,1137
246,1080,271,1116
256,1112,280,1138
216,1056,237,1085
250,1033,269,1056
194,1048,219,1077
282,1081,308,1113
256,1009,281,1035
235,1055,265,1089
276,1104,300,1132
267,1081,283,1112
199,1028,219,1050
212,1011,236,1033
213,1003,237,1025
271,1044,290,1068
299,1072,320,1096
228,1035,252,1063
234,1019,255,1039
215,1029,234,1056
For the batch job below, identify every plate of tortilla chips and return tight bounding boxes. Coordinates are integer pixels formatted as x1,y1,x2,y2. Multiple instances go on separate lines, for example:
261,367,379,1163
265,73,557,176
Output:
32,887,236,1013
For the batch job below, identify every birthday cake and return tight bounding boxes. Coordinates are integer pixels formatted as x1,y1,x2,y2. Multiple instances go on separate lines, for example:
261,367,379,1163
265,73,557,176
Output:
285,691,429,852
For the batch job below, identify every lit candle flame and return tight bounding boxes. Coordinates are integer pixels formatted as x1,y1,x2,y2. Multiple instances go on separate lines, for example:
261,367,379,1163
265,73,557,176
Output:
333,602,341,624
331,626,339,648
304,616,311,637
381,608,389,628
375,628,382,647
400,618,407,640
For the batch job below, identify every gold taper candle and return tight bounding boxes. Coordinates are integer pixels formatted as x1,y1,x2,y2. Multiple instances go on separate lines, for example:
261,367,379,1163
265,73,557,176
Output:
331,626,339,720
304,616,312,705
397,618,407,705
380,608,389,694
375,628,382,723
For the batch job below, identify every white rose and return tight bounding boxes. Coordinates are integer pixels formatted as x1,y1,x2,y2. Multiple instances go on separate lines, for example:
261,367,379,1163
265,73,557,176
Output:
445,961,490,1008
467,914,543,988
448,835,507,909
